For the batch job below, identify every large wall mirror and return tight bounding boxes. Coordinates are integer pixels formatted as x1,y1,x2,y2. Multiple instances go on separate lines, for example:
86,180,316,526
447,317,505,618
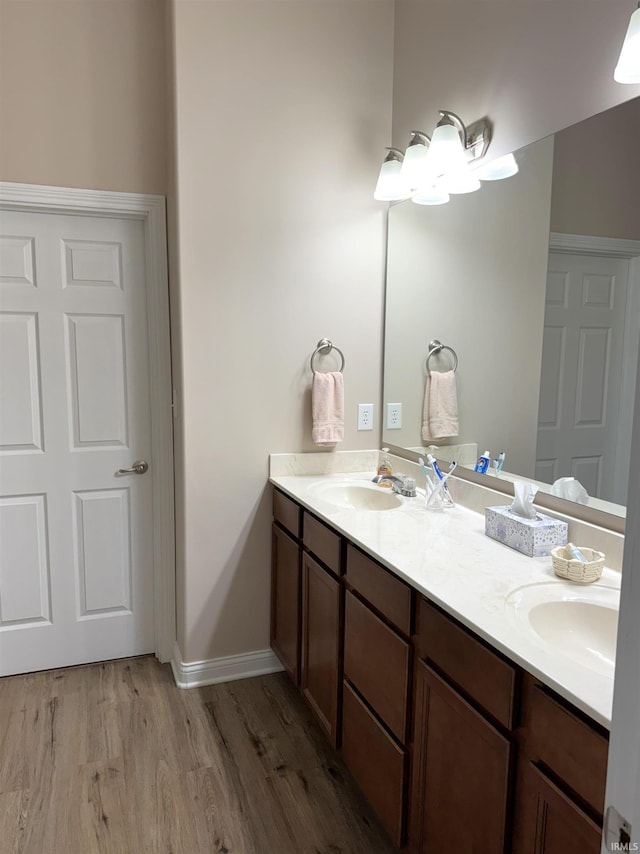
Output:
383,96,640,523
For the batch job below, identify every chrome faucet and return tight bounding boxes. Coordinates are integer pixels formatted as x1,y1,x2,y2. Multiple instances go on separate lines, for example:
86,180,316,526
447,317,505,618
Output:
371,473,417,497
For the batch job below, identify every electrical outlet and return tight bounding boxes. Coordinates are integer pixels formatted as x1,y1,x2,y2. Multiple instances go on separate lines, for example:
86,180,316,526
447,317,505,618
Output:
386,403,402,429
357,403,374,430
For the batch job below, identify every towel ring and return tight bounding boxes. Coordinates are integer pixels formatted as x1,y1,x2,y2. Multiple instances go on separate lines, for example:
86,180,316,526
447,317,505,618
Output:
310,338,345,375
426,339,458,376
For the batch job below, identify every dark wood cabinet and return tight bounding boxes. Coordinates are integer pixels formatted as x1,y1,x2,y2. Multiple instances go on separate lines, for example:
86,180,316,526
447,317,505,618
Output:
345,543,412,635
270,488,609,854
512,762,602,854
273,488,301,539
512,674,608,854
303,511,342,575
342,680,407,848
409,661,513,854
517,675,608,818
341,550,414,847
344,590,410,743
300,551,342,747
270,522,301,684
416,598,517,729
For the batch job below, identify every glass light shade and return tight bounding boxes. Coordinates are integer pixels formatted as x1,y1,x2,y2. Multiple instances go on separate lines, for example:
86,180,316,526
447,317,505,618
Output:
614,6,640,83
441,170,481,194
411,184,450,205
400,138,430,190
374,158,411,201
474,152,519,181
426,122,468,178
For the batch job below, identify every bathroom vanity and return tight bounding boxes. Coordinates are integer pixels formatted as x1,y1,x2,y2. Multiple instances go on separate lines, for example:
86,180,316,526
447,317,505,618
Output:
270,467,615,853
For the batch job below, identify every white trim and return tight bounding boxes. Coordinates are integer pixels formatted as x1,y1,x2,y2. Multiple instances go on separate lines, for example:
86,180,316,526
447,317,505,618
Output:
603,330,640,851
550,232,640,258
0,181,176,663
171,642,284,689
615,255,640,500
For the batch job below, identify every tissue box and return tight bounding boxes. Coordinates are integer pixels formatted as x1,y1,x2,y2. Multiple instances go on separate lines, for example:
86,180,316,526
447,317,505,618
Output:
485,506,568,557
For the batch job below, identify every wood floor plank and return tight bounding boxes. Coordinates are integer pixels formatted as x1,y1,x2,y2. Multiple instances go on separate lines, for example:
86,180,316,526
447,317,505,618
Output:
0,656,397,854
0,789,29,852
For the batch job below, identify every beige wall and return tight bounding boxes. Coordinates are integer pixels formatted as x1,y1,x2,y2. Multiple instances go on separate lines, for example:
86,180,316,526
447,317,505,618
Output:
170,0,394,662
383,136,554,477
392,1,640,164
0,0,167,194
550,97,640,240
3,0,639,669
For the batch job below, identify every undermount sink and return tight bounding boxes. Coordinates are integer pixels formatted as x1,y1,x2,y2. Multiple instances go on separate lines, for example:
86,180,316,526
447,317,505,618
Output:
309,480,403,511
506,582,620,677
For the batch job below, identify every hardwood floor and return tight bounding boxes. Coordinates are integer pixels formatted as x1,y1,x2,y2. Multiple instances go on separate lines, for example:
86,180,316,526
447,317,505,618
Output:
0,656,397,853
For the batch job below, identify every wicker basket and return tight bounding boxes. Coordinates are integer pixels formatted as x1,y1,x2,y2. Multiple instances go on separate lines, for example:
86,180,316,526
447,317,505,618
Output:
551,546,605,584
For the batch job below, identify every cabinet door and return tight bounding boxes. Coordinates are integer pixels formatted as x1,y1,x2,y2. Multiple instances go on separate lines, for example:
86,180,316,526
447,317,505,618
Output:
301,552,341,746
513,761,602,854
410,661,512,854
342,681,407,848
271,523,301,684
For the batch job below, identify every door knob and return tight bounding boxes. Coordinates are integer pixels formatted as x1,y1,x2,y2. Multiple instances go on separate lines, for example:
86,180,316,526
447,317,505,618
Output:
117,460,149,475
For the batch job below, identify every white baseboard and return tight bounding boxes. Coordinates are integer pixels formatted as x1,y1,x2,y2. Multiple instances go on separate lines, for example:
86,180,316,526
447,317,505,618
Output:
171,642,284,689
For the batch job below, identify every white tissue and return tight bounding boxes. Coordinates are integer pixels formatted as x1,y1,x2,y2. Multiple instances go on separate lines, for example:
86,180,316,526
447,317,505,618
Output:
551,477,589,505
510,481,538,519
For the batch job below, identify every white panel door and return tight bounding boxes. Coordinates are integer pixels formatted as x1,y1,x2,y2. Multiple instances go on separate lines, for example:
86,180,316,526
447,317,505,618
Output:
0,209,154,676
536,252,630,504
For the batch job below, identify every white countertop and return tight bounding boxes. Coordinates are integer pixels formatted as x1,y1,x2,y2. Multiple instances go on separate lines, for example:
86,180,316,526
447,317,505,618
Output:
270,470,620,729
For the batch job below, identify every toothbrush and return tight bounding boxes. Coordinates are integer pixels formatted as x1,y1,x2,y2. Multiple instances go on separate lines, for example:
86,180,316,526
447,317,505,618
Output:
417,457,436,490
426,454,454,504
495,451,506,475
425,462,456,509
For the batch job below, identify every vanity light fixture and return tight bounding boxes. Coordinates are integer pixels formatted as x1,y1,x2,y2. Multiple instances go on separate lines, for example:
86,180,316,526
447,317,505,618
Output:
373,148,412,201
614,2,640,83
411,183,450,206
474,152,519,181
399,131,431,191
374,110,496,203
425,110,492,194
426,115,470,176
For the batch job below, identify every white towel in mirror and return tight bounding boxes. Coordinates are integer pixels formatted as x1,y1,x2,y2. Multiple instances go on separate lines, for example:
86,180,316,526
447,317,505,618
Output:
422,370,458,441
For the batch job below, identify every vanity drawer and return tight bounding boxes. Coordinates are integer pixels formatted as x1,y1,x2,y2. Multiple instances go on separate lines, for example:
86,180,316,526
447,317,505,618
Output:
273,488,301,539
345,544,412,636
303,512,342,576
523,677,608,816
416,598,516,730
342,680,407,849
344,590,410,743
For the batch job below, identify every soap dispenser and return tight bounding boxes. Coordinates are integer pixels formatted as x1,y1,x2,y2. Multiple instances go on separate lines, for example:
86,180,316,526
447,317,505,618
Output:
377,448,393,483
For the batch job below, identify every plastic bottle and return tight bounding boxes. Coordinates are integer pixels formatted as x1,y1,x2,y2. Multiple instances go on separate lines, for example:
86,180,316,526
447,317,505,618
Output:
474,450,491,474
377,448,393,481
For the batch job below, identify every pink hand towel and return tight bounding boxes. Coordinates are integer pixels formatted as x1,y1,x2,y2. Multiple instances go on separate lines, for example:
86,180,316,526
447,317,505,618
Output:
422,370,458,441
421,375,435,442
312,371,344,446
